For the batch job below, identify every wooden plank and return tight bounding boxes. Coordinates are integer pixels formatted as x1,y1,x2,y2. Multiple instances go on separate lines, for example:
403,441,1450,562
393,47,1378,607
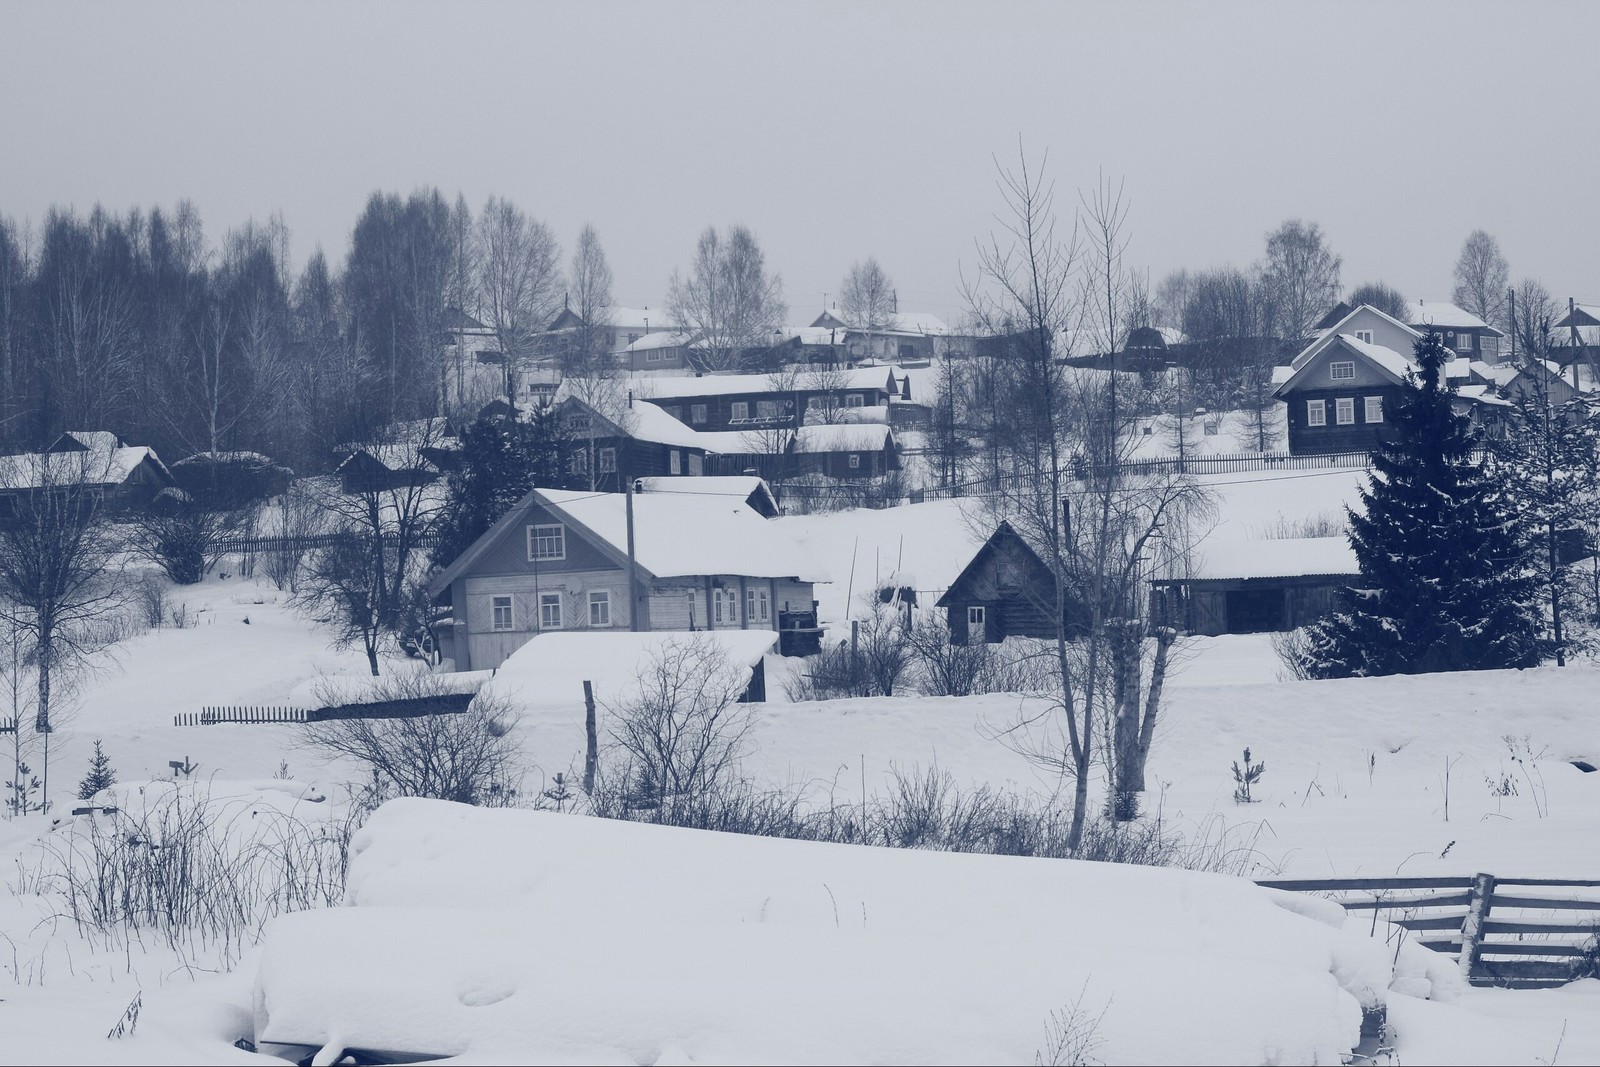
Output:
1458,872,1497,981
1492,878,1600,888
1483,920,1600,935
1473,960,1587,981
1390,914,1473,931
1489,894,1600,911
1476,943,1592,958
1257,876,1474,892
1339,892,1473,910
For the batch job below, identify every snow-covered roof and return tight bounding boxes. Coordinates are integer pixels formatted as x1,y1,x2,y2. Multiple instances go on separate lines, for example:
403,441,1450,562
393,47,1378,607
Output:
607,400,708,449
537,488,827,581
834,405,891,424
1336,335,1412,380
634,367,896,400
635,475,779,515
1407,300,1500,335
0,440,169,491
172,450,278,467
335,444,439,474
1191,537,1358,581
883,312,949,336
780,326,848,346
1452,384,1511,407
625,330,698,353
1295,306,1420,369
479,630,777,716
1271,365,1294,386
793,423,895,453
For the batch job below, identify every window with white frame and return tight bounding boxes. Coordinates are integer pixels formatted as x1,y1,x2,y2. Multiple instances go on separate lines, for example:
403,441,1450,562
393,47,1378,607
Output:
745,587,770,623
1353,329,1374,344
846,393,865,407
756,399,778,419
1330,361,1355,380
691,403,707,424
1336,397,1355,425
528,523,566,561
539,592,563,629
646,350,661,363
1307,399,1326,426
599,447,617,473
967,605,986,633
571,449,588,474
1482,336,1499,361
1364,396,1384,423
588,591,611,627
730,401,750,422
491,594,513,631
848,454,861,469
1455,332,1474,353
713,587,737,625
669,450,681,475
806,396,824,412
688,452,703,475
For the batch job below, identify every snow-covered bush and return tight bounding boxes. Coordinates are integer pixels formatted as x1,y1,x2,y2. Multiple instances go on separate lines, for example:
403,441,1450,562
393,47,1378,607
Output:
301,677,523,808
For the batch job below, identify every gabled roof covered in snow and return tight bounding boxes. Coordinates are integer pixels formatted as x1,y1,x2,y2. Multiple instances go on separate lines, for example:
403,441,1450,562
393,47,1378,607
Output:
1295,305,1422,370
624,330,699,353
635,475,780,518
556,396,708,451
792,423,895,453
427,487,828,599
807,310,949,336
0,434,171,492
1406,300,1503,336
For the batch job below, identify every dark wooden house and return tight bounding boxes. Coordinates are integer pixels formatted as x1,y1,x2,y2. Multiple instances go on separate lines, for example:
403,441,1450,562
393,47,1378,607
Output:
555,396,711,489
935,522,1071,644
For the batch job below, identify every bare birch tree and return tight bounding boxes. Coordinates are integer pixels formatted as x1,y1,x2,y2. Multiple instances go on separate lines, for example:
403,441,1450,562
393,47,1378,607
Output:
477,196,562,413
1453,230,1510,332
0,446,128,810
840,258,895,360
667,225,786,372
1260,219,1342,341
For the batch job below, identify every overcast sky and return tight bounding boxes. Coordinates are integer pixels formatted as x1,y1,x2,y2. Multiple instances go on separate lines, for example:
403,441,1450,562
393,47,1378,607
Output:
3,0,1596,324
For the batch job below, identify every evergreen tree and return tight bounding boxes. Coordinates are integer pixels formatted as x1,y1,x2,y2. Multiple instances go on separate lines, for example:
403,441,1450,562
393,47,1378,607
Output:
76,739,116,800
1487,363,1600,664
430,410,573,570
1301,332,1543,677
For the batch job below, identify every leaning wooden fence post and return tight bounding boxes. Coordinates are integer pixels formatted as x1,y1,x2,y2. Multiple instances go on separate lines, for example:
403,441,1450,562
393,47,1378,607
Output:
582,680,598,795
1458,871,1496,980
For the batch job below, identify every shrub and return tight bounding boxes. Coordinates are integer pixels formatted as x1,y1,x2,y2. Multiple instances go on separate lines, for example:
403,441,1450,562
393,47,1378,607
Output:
906,609,992,696
606,636,755,820
301,672,523,806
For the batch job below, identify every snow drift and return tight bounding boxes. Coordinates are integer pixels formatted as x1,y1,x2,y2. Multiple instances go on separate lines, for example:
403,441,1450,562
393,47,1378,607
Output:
253,800,1428,1064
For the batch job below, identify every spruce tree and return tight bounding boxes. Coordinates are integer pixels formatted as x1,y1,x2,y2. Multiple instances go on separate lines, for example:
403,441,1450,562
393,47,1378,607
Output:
429,410,573,570
76,739,117,800
1302,332,1543,677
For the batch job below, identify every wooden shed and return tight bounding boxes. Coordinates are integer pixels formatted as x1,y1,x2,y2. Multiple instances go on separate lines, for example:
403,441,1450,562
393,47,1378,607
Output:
1150,537,1358,636
935,522,1077,644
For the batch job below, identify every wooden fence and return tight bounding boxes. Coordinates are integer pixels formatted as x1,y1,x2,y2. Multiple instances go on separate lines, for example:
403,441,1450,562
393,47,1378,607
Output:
176,693,475,728
917,447,1499,501
1258,873,1600,988
0,717,14,735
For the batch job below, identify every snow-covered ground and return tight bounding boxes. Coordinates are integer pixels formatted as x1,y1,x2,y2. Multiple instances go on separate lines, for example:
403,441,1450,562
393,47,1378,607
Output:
3,475,1598,1063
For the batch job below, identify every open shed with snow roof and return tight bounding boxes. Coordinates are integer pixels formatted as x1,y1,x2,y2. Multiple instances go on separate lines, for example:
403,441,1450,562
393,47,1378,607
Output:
1151,536,1358,636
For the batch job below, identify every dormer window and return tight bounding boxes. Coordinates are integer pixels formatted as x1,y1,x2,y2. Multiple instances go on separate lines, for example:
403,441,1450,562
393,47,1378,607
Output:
1330,361,1355,381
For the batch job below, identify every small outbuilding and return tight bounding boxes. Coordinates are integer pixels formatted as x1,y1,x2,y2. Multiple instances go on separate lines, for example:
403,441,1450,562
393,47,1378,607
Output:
935,522,1075,644
1150,537,1358,636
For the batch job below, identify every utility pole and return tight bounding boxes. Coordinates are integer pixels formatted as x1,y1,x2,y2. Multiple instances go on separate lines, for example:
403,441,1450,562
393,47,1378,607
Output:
1569,297,1582,389
1507,286,1517,365
623,405,642,632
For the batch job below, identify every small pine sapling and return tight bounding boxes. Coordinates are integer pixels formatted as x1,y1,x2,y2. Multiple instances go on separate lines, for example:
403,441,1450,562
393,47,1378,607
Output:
6,761,42,815
77,739,118,800
1232,748,1265,804
541,771,575,812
